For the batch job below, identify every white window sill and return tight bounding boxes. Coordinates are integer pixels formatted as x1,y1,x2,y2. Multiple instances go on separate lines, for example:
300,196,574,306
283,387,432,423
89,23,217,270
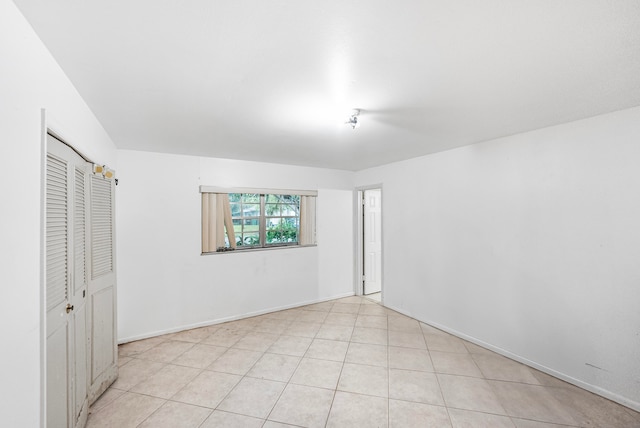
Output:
201,244,317,255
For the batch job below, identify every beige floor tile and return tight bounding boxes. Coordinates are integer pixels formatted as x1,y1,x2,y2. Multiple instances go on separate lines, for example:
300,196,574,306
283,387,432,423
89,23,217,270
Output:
448,408,515,427
462,340,495,355
351,326,388,345
87,392,164,428
171,370,241,408
389,346,434,372
528,369,572,389
218,377,286,419
326,391,388,428
389,369,445,405
111,358,165,390
172,344,228,369
420,322,450,337
345,342,388,367
200,410,264,428
88,387,125,413
358,304,388,316
438,374,506,415
172,327,216,343
206,348,262,375
363,295,380,304
137,340,195,363
233,331,279,352
297,311,329,323
545,383,640,427
131,364,200,399
316,324,354,341
118,336,168,357
290,357,343,389
268,384,334,428
489,380,577,425
511,418,572,427
254,318,292,335
355,314,388,329
303,301,334,312
388,316,422,333
201,329,247,347
263,421,300,428
305,338,349,362
337,296,364,304
247,353,301,382
389,399,451,428
267,335,313,356
137,401,211,428
220,318,259,332
331,303,361,314
431,351,484,377
425,334,469,353
267,308,303,319
389,331,427,349
118,356,132,367
338,362,388,397
284,321,322,337
324,312,358,326
473,354,541,384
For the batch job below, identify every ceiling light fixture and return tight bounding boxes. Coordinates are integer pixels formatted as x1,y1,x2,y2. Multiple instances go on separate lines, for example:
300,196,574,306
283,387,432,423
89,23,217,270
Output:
346,109,360,129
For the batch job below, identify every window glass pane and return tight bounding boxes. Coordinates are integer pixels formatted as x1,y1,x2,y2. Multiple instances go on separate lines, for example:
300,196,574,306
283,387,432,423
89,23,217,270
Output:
267,217,281,228
242,232,260,246
229,193,241,202
243,204,260,217
243,218,259,233
243,193,260,203
265,203,280,216
232,219,242,236
281,205,298,216
283,217,299,228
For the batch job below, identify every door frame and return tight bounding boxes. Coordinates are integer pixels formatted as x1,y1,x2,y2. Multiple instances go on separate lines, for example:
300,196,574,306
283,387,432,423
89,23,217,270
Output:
355,184,384,299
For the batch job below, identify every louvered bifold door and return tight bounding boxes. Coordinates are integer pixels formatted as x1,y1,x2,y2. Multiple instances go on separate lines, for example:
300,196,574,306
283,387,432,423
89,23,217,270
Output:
46,149,71,428
87,172,118,403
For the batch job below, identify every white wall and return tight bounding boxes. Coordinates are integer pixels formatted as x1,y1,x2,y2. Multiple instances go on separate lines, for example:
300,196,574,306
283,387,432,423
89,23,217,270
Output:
116,150,354,341
0,2,117,426
355,106,640,410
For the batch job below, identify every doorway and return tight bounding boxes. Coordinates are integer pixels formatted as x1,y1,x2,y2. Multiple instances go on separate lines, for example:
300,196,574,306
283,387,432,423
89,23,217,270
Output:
358,188,383,298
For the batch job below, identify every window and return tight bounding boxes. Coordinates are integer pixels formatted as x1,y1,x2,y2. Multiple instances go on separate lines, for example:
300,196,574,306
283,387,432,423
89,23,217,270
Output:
201,187,316,253
230,193,300,248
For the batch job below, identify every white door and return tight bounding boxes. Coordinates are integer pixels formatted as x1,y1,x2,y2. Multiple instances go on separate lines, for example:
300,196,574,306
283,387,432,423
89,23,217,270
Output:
363,189,382,295
87,168,118,403
46,136,89,428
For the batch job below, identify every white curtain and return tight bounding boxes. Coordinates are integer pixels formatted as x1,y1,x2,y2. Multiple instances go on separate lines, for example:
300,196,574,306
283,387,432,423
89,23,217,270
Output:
299,195,317,246
202,193,236,252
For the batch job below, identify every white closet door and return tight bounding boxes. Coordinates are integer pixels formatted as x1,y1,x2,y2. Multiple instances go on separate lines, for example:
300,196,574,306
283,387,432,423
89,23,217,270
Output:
46,136,90,428
88,172,118,403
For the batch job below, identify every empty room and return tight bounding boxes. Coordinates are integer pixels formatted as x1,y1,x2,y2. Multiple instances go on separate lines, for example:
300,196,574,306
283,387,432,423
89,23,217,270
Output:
2,0,640,427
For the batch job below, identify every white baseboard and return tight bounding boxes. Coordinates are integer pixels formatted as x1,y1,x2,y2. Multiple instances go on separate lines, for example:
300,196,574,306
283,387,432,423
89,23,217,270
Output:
118,291,355,344
383,303,640,413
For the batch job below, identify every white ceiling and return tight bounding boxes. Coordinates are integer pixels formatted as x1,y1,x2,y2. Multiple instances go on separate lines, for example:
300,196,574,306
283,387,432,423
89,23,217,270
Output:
14,0,640,171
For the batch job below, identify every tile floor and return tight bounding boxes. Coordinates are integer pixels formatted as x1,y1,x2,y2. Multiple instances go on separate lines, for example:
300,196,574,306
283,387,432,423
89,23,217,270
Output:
88,296,640,427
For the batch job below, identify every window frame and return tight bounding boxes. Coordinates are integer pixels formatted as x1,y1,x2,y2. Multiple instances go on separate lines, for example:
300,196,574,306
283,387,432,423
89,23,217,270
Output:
200,186,317,254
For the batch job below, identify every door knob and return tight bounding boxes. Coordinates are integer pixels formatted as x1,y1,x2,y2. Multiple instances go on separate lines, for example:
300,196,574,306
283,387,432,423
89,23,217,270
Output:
66,303,74,314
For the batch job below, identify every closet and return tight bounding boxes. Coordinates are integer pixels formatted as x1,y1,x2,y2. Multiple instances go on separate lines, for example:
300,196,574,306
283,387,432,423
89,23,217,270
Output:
45,134,117,428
